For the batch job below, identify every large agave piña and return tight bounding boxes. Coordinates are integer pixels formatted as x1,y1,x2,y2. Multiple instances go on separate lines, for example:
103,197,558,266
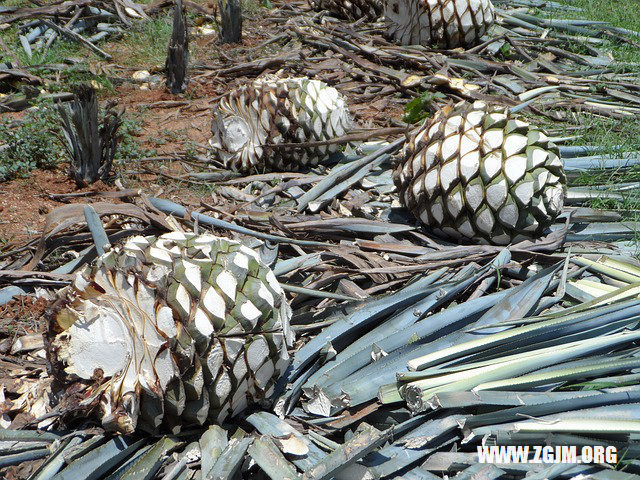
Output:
386,0,495,49
310,0,384,21
209,76,353,174
394,101,566,245
47,232,293,434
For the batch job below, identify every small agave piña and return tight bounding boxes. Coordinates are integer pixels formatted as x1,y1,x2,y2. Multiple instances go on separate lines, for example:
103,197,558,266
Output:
310,0,384,21
385,0,496,49
46,232,293,434
209,76,353,174
394,100,566,245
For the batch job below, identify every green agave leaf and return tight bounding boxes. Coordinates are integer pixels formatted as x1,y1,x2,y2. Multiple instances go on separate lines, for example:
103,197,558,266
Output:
248,436,300,480
475,356,640,391
52,436,145,480
30,436,85,480
301,424,389,480
118,437,181,480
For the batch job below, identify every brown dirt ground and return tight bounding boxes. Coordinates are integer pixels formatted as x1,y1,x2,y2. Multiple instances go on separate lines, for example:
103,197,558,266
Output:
0,295,48,334
0,169,117,245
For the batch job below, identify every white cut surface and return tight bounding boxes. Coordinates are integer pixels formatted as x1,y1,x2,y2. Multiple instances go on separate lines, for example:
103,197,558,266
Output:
202,286,226,320
216,270,238,300
195,308,214,337
258,282,275,307
66,305,131,379
266,270,283,294
240,300,262,326
156,306,177,338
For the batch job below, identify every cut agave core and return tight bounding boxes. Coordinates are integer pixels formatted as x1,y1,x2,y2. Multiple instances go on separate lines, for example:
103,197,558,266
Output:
47,232,293,434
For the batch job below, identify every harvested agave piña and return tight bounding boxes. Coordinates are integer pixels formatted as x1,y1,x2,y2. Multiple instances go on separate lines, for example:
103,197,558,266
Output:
394,101,566,245
385,0,495,49
209,76,353,173
47,232,293,434
310,0,384,21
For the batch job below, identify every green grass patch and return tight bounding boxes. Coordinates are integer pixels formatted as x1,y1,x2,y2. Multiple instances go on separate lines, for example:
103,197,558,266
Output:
532,0,640,216
541,0,640,66
115,13,173,68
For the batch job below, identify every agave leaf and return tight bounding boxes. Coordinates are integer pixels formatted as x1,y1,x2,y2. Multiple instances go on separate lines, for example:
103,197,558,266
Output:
575,372,640,388
307,154,391,213
0,285,27,307
118,437,181,480
305,251,512,404
390,467,442,480
559,145,619,158
0,430,59,443
515,419,640,434
105,445,154,480
364,414,462,478
248,436,300,480
563,222,639,242
0,448,50,468
52,436,144,480
303,266,484,393
0,441,51,455
296,138,404,212
474,356,640,391
285,217,415,235
273,254,323,277
464,263,561,334
412,328,640,379
62,435,107,464
246,412,326,471
199,425,227,478
453,464,505,480
281,283,362,302
83,205,110,256
573,256,640,283
302,424,389,480
602,256,640,277
206,434,252,480
565,282,596,303
399,331,640,411
148,197,330,248
406,298,640,371
429,388,618,409
307,430,339,451
30,436,85,480
569,279,618,298
323,288,516,408
463,389,640,430
564,153,640,171
421,450,536,475
518,85,561,101
281,269,449,389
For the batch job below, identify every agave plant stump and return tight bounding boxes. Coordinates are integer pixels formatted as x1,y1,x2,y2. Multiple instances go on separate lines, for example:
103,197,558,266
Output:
166,0,189,94
57,84,123,187
218,0,242,44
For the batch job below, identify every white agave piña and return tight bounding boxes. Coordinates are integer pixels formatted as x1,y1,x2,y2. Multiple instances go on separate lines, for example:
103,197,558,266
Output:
310,0,384,21
386,0,495,49
394,101,566,245
47,232,293,434
210,76,353,174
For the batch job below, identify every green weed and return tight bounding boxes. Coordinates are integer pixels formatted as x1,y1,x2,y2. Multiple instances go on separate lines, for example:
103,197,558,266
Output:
0,103,64,182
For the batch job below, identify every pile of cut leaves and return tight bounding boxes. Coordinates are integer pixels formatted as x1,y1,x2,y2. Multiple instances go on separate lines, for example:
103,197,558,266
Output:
3,194,640,479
